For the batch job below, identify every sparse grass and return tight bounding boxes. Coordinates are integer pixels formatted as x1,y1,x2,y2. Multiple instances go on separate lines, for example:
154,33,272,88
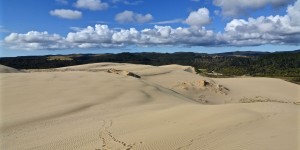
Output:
280,77,300,85
197,69,300,85
47,56,73,61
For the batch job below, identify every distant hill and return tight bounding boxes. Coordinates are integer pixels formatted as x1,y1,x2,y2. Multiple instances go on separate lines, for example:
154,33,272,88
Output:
214,51,270,57
214,50,300,57
273,49,300,54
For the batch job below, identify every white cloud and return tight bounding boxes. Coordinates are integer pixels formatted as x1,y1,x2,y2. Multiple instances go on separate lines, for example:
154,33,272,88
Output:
287,0,300,26
150,19,183,25
65,24,214,46
221,0,300,46
115,11,153,23
70,27,83,31
3,0,300,50
185,8,211,27
213,0,293,16
50,9,82,19
66,25,113,43
135,14,153,23
4,31,67,50
2,24,216,50
115,11,134,23
75,0,108,11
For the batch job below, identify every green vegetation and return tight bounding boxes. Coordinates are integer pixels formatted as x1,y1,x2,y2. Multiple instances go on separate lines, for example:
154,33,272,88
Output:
0,50,299,84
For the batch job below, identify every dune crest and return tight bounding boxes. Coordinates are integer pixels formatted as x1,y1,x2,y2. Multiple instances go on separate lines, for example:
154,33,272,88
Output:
0,65,20,73
107,68,141,78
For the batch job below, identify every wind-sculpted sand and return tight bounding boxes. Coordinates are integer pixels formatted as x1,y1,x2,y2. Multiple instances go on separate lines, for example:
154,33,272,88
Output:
0,65,21,73
0,63,299,150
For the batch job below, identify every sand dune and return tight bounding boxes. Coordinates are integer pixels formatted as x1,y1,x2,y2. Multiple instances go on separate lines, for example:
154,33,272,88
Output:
0,65,20,73
0,63,299,150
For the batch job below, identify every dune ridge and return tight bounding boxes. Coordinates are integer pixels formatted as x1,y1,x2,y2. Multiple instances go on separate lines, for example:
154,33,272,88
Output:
0,63,299,150
0,65,20,73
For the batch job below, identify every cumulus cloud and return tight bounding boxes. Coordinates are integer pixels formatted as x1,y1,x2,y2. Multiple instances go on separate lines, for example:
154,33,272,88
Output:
3,1,300,50
214,0,293,16
50,9,82,19
4,31,67,50
66,25,113,44
75,0,108,11
287,0,300,26
185,8,211,27
221,0,300,46
115,11,153,23
3,24,216,50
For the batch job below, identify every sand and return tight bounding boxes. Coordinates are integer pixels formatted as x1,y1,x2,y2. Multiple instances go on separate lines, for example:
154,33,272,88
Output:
0,63,299,150
0,65,20,73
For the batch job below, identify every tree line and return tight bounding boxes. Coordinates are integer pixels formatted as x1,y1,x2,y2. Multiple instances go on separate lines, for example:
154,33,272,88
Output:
0,50,299,79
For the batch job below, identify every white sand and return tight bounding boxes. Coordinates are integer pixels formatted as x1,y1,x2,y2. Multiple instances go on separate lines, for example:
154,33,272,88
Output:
0,63,299,150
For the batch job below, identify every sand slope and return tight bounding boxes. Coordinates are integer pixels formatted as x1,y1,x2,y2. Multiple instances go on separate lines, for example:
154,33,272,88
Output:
1,63,299,150
0,65,20,73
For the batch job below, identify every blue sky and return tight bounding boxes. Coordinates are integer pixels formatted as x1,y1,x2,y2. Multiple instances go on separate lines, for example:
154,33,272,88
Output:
1,0,300,57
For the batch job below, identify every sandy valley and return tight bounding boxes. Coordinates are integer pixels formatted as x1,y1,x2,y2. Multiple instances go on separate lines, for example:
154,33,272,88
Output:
0,63,299,150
